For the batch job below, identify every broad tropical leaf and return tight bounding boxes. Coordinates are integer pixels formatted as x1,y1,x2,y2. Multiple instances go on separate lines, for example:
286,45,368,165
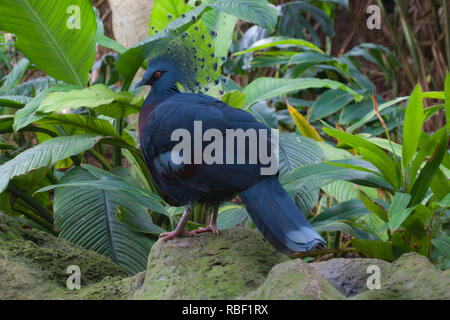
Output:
311,200,371,224
0,58,30,93
311,89,354,120
243,77,363,109
0,0,97,87
13,85,81,131
402,85,424,169
0,134,101,193
217,202,249,229
233,37,324,56
0,96,32,109
53,166,154,274
281,158,392,196
278,132,322,214
36,114,121,137
38,84,143,118
287,102,323,142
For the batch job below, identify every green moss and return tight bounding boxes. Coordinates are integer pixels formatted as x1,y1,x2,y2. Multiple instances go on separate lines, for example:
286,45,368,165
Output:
0,256,67,300
353,253,450,300
0,214,127,287
245,259,346,300
136,227,288,300
73,272,145,300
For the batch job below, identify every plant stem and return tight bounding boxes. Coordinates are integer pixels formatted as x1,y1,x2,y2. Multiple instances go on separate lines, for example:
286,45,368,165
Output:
8,185,54,225
376,0,415,87
443,0,450,66
11,206,55,233
88,148,113,171
394,0,437,90
113,118,123,167
46,170,58,185
427,209,434,258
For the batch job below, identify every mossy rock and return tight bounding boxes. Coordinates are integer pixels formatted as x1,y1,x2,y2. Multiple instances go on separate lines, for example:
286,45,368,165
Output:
73,272,146,300
353,252,450,300
0,256,67,299
245,259,346,300
136,227,288,300
311,258,390,297
0,213,129,299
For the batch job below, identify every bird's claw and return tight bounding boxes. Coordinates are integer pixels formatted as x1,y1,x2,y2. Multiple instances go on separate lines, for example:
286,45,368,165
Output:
192,224,219,235
159,229,194,242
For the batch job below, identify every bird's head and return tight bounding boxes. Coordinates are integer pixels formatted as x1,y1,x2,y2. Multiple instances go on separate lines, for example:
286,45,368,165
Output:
134,31,221,95
135,57,184,93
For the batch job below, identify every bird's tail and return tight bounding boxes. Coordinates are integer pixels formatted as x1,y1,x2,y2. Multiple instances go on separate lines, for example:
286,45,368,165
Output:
240,176,325,254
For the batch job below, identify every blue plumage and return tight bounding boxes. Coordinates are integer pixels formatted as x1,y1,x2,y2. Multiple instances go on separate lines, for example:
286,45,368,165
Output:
137,49,324,253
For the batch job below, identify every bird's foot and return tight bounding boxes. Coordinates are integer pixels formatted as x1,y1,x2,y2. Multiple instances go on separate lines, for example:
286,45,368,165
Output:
192,224,219,235
159,229,194,242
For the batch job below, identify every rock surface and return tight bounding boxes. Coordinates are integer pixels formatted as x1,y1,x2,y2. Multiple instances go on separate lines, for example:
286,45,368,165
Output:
245,259,346,300
136,227,288,299
0,213,128,299
353,252,450,300
1,213,449,300
311,258,390,297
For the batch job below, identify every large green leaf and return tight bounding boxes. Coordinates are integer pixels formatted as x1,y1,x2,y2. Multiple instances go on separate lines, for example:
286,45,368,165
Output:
281,158,392,196
233,37,324,56
149,0,192,34
53,166,154,274
13,85,81,131
346,96,408,133
402,85,424,169
409,131,449,206
0,0,97,87
36,114,120,137
352,239,406,261
217,202,249,229
278,133,323,214
0,58,30,93
432,236,450,258
0,95,32,109
277,1,335,46
5,77,58,97
311,89,354,120
210,0,277,32
388,192,414,231
38,84,143,118
38,165,167,215
322,180,358,203
202,10,238,59
243,78,363,109
323,128,399,188
311,200,371,224
0,134,101,193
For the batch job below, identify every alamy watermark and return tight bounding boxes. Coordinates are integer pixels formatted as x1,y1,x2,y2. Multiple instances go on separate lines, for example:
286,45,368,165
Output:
66,5,81,30
66,265,81,290
366,264,381,290
170,121,279,175
367,5,381,30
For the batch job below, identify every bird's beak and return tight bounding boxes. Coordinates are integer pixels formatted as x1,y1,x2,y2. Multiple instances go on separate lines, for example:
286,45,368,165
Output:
134,79,146,89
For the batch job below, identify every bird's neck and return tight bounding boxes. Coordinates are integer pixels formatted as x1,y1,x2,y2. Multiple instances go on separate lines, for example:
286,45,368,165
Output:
138,88,177,135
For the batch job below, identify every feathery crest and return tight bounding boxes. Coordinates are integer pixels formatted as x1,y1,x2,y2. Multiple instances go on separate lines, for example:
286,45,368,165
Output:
146,19,223,95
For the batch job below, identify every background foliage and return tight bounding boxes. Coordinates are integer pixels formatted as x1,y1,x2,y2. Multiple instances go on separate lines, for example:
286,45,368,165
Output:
0,0,448,274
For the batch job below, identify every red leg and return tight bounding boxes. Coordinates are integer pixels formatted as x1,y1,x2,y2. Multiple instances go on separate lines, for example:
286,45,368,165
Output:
159,204,194,242
192,206,219,235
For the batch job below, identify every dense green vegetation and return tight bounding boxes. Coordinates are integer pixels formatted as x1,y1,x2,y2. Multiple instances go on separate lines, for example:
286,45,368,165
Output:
0,0,448,274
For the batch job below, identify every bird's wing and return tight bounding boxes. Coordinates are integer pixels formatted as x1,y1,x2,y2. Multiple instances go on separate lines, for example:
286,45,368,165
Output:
140,93,274,196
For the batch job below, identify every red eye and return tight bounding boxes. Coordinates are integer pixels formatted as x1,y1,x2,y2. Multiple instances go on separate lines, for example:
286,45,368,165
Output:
154,71,162,78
